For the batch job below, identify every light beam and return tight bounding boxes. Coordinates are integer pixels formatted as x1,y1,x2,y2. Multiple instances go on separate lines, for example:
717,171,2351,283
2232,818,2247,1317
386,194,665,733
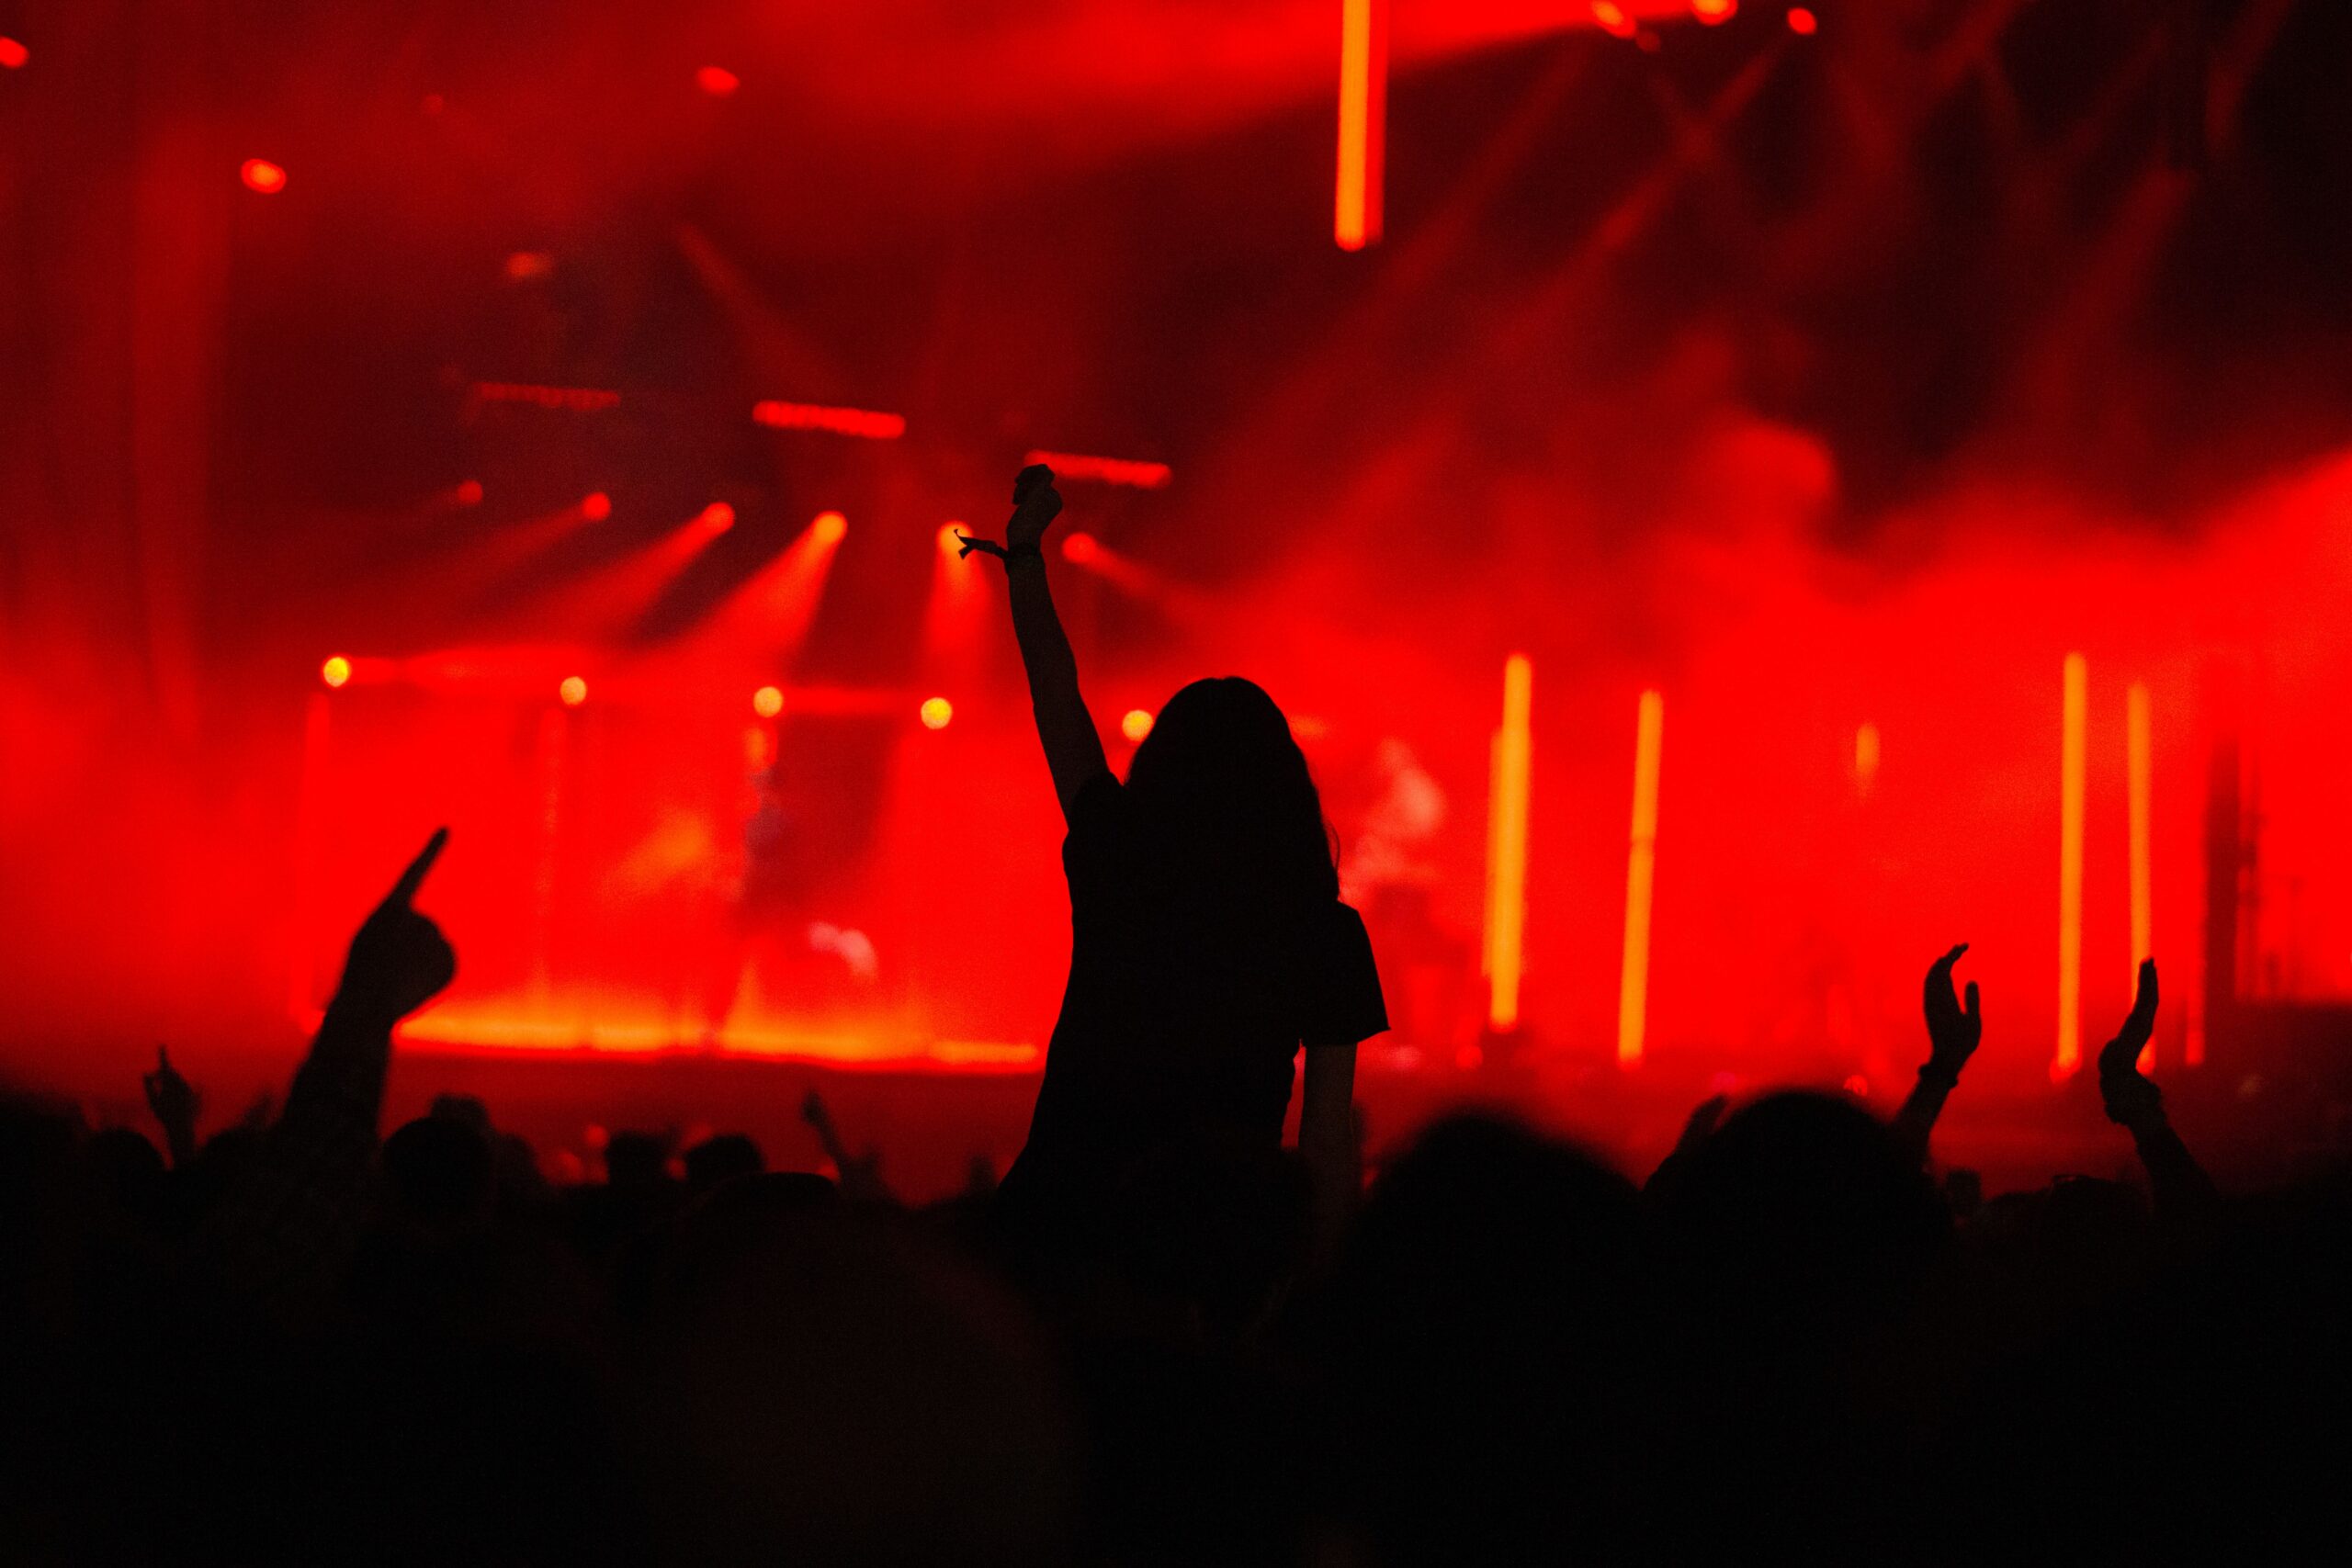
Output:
1617,689,1665,1067
2055,653,2087,1079
1483,655,1533,1032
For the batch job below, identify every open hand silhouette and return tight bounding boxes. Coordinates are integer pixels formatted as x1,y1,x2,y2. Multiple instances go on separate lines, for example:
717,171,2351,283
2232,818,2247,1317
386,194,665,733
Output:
1922,943,1982,1081
2098,959,2162,1128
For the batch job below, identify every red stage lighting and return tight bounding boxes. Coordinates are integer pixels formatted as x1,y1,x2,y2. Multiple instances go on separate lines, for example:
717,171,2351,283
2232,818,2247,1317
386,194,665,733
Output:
697,501,736,534
811,510,848,546
240,158,288,194
0,38,28,69
504,251,554,281
2127,683,2155,1073
1786,6,1818,34
919,696,953,730
2055,653,2087,1080
320,655,352,689
454,479,484,507
560,676,588,707
938,523,966,555
752,685,785,719
1618,689,1665,1067
696,65,740,97
1485,656,1534,1033
1590,3,1636,39
752,400,906,440
1334,0,1387,251
1020,450,1172,490
582,491,612,521
1121,708,1155,742
1060,532,1100,564
1692,0,1737,23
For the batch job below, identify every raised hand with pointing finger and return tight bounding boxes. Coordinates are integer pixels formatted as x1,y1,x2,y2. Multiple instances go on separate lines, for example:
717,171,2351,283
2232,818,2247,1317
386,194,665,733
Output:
331,828,457,1028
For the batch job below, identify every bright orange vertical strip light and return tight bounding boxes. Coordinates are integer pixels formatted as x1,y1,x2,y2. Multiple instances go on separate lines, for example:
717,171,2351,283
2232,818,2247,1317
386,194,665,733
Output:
2127,682,2154,1072
1335,0,1387,250
2055,653,2088,1079
1617,690,1665,1067
1482,655,1533,1031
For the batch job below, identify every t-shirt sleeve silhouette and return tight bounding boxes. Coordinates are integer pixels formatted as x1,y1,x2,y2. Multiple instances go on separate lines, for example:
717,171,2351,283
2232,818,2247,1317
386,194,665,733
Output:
1303,901,1388,1047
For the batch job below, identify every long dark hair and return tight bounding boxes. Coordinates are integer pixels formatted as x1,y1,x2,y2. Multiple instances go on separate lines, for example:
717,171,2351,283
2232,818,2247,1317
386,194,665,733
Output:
1125,677,1339,934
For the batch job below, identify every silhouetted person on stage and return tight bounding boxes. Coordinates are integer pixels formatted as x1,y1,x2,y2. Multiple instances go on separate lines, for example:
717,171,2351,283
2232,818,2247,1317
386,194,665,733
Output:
959,465,1387,1265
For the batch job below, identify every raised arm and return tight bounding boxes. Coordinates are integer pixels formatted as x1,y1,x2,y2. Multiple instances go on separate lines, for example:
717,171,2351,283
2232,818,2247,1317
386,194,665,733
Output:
1893,943,1982,1162
143,1045,201,1169
202,829,456,1313
2098,960,2216,1221
960,465,1108,820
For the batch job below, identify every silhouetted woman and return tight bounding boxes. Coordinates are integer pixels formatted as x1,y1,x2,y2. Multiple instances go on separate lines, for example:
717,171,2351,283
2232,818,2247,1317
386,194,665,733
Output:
960,465,1386,1259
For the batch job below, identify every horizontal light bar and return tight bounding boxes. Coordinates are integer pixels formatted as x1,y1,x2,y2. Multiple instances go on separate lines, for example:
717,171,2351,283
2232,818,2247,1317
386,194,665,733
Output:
1022,450,1173,489
752,400,907,439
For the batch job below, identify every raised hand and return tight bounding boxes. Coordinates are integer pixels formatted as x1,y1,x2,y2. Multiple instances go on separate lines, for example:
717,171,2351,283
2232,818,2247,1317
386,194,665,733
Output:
1677,1093,1730,1154
332,828,457,1028
1922,943,1983,1081
143,1044,199,1125
2098,959,2162,1127
143,1045,201,1166
1003,462,1063,551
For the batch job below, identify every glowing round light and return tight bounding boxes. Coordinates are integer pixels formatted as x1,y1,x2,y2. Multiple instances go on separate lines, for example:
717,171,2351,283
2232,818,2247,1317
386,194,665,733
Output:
919,696,953,730
1786,6,1817,34
1060,531,1099,564
1121,708,1154,742
0,38,28,69
503,251,553,280
938,522,967,554
240,158,288,194
1589,2,1635,38
752,685,785,718
811,510,848,545
699,501,736,532
695,65,740,97
454,479,483,506
581,491,612,521
560,676,588,706
1692,0,1736,21
321,655,352,689
1843,1073,1870,1099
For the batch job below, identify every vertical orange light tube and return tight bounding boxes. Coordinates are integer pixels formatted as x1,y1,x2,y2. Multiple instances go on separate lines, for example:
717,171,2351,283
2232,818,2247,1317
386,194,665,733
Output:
1483,655,1533,1031
2127,682,2154,1072
1335,0,1387,250
2055,654,2088,1079
1617,690,1665,1067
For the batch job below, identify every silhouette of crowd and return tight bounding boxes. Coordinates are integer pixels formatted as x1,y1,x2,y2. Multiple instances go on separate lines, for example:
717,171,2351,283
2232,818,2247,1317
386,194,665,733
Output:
4,469,2344,1563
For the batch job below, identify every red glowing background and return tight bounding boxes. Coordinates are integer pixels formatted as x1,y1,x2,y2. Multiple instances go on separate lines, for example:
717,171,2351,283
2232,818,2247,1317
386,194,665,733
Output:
3,2,2348,1188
